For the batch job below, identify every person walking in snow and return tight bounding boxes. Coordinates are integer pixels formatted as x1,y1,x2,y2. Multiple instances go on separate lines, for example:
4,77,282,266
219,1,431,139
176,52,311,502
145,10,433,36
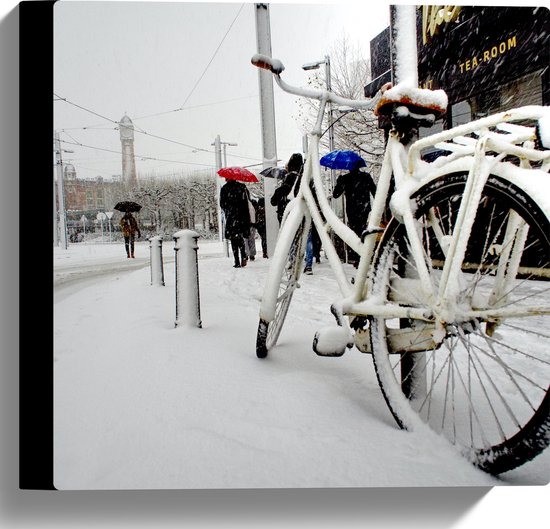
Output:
255,197,268,258
270,152,303,225
330,160,377,267
220,178,251,268
244,191,258,261
270,152,321,275
120,211,141,258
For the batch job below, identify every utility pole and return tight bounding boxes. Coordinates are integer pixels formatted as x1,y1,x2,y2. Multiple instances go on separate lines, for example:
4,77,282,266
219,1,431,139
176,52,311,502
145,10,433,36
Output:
213,135,223,243
221,141,238,167
254,3,279,258
212,137,237,256
54,131,71,250
53,159,58,246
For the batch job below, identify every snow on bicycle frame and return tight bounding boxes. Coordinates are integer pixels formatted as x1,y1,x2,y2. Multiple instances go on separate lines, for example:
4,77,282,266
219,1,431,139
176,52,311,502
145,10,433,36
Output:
251,5,550,475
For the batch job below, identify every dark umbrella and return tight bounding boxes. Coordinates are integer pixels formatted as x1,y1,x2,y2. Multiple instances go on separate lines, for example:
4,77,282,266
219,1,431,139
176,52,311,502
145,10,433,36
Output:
320,150,366,171
114,201,142,212
260,166,287,179
218,166,259,183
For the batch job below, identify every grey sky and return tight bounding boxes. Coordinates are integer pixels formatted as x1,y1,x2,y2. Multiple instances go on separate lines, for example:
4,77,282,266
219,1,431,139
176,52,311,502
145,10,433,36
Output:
54,0,391,180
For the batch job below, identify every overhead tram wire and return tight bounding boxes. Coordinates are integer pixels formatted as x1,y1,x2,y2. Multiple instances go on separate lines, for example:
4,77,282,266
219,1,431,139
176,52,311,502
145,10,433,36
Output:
132,94,258,121
58,95,258,130
57,137,216,168
178,3,245,111
54,92,210,153
54,91,262,164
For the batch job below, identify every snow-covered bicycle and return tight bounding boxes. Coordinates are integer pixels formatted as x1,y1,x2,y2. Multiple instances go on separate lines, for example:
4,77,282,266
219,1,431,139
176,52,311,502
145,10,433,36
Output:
251,7,550,475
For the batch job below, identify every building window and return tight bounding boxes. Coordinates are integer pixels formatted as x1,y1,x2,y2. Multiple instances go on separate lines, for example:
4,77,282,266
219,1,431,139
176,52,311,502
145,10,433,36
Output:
451,70,543,126
86,190,94,209
96,188,104,208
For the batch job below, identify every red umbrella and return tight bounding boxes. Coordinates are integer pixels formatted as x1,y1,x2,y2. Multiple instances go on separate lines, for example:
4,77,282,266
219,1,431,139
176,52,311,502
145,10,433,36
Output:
217,166,258,183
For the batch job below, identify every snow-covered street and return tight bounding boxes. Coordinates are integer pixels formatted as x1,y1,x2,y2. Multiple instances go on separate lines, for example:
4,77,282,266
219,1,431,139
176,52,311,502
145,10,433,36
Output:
53,240,550,490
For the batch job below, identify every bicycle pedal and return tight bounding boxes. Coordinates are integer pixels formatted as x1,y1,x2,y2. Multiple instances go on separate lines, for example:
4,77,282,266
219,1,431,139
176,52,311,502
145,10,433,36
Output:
312,327,353,357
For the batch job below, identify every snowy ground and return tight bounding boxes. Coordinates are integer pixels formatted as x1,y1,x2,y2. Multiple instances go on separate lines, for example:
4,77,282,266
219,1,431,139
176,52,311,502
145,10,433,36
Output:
53,238,550,490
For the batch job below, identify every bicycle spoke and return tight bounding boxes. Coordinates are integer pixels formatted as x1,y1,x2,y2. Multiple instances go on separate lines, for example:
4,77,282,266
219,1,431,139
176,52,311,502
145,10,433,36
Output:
500,321,550,340
456,330,508,443
474,332,549,386
371,172,550,473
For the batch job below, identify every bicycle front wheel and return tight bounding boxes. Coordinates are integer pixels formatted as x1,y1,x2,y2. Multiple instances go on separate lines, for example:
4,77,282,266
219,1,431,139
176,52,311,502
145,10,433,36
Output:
256,218,307,358
369,172,550,475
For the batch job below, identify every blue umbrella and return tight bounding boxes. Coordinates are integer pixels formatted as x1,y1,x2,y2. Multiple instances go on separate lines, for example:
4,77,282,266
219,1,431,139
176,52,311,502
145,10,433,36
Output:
320,150,366,171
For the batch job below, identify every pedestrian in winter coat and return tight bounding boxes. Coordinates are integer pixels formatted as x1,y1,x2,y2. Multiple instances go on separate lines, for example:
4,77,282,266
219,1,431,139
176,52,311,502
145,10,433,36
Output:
120,211,141,258
331,160,377,266
220,178,251,268
244,191,258,261
270,153,303,225
255,197,268,258
270,153,322,275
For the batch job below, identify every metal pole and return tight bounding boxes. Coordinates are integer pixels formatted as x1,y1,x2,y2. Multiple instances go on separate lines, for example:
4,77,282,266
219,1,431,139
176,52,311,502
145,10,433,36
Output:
389,5,426,400
221,141,238,168
173,229,202,328
213,136,232,257
390,5,419,86
254,3,279,258
214,135,223,243
221,141,237,258
54,132,68,250
324,55,340,214
149,236,165,286
53,168,58,246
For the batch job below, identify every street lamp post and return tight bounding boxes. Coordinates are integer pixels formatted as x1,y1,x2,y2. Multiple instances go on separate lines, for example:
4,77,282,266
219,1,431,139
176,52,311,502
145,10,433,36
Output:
221,141,238,168
212,137,237,257
96,211,107,242
220,140,237,258
105,211,114,242
302,55,336,197
303,57,352,262
54,131,73,250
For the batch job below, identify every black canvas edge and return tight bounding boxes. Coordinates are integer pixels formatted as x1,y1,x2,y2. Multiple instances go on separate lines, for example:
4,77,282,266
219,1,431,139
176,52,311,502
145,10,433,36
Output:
19,0,56,490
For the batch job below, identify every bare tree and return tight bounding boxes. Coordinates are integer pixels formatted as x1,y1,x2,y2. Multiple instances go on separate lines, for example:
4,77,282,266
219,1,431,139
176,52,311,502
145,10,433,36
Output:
295,35,385,177
131,175,171,234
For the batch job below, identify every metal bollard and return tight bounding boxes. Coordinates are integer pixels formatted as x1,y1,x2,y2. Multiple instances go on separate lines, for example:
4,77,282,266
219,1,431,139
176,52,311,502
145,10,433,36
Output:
149,236,165,286
173,229,202,328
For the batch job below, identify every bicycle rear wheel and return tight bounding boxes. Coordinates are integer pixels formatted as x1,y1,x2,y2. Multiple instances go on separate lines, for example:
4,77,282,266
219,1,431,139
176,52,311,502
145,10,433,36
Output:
369,172,550,474
256,218,307,358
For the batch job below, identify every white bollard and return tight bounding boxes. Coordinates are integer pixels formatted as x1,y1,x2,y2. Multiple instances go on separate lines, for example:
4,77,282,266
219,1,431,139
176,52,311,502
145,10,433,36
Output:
149,236,165,286
173,229,202,328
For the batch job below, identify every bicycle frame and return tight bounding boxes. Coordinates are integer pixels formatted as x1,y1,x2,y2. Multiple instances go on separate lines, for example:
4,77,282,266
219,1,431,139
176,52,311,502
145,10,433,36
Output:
265,80,550,329
252,6,550,475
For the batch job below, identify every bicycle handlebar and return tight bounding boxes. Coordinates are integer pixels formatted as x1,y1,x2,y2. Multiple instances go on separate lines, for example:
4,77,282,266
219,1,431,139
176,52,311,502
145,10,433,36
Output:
251,53,381,111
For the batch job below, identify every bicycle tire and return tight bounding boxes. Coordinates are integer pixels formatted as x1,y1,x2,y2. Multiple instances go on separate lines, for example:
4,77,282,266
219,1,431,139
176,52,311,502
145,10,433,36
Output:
256,219,307,358
369,172,550,474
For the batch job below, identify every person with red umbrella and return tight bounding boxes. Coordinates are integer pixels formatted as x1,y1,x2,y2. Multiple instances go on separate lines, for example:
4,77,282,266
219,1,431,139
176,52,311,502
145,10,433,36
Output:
218,167,257,268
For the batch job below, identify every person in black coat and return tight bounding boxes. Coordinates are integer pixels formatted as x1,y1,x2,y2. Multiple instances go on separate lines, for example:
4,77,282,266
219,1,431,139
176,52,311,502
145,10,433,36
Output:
270,153,303,225
270,152,322,274
220,178,251,268
255,197,268,258
331,160,377,266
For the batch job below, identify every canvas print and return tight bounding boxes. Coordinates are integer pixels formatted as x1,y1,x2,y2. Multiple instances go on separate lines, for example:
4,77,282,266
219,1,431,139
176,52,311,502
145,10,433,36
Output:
51,1,550,490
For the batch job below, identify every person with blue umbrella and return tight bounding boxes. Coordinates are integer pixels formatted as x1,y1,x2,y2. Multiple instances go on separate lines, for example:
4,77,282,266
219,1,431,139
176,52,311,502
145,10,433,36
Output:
323,152,377,267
